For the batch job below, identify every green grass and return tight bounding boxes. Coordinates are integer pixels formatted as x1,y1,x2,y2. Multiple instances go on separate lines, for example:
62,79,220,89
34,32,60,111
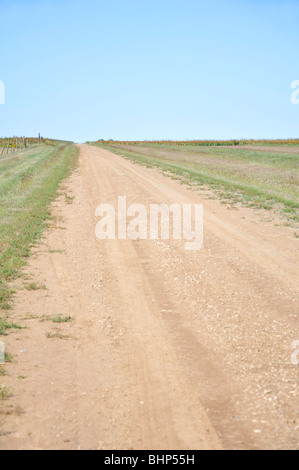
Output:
45,331,68,339
0,317,22,336
0,143,78,313
22,313,72,323
48,314,72,323
3,352,13,363
23,282,47,291
94,142,299,222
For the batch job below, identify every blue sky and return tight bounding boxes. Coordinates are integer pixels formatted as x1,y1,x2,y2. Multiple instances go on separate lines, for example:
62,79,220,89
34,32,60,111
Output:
0,0,298,142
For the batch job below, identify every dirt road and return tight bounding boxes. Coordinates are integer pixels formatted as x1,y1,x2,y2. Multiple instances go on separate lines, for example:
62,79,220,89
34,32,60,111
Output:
0,144,298,450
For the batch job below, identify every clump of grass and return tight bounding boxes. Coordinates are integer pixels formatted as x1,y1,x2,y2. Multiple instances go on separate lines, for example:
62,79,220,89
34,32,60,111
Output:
64,194,74,204
49,314,72,323
0,366,6,376
0,405,24,416
23,282,47,291
0,386,13,400
0,317,22,336
45,331,68,340
25,313,73,323
22,313,40,320
0,283,15,311
4,352,14,363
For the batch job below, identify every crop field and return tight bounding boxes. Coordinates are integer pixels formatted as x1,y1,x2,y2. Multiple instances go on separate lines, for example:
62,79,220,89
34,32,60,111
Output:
93,140,299,223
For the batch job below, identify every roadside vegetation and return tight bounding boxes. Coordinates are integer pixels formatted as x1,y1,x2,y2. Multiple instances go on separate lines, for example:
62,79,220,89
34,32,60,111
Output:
93,141,299,223
0,142,78,315
93,138,299,147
